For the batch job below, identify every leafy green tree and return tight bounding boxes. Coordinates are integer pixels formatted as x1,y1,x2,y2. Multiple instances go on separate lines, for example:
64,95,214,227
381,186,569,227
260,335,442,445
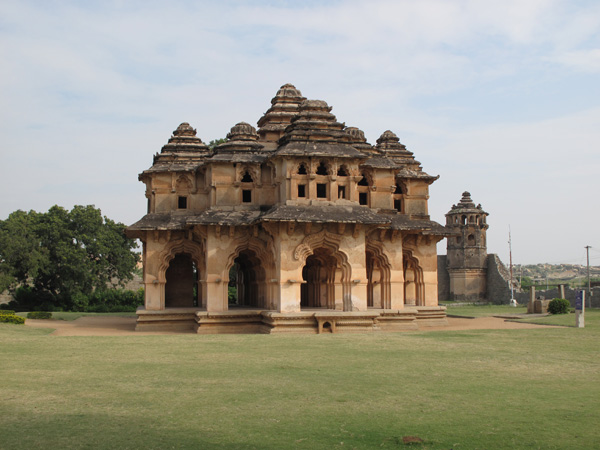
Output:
208,138,227,150
0,205,138,310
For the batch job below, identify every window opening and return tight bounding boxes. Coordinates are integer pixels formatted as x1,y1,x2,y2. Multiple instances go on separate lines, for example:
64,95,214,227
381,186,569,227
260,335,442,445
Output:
298,184,306,198
394,199,402,212
394,184,403,194
297,163,307,175
242,190,252,203
338,185,346,199
178,196,188,209
241,171,253,183
358,175,369,186
317,183,327,198
316,162,328,176
337,165,348,176
359,192,368,205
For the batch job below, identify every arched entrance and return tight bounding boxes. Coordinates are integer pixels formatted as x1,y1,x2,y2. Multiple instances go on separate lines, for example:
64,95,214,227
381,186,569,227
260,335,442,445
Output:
366,247,392,309
165,253,199,307
403,252,424,306
301,247,340,309
228,249,267,309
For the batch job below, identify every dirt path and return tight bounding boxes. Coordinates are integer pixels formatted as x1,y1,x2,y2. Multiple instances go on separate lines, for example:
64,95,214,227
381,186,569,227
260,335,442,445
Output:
25,315,558,336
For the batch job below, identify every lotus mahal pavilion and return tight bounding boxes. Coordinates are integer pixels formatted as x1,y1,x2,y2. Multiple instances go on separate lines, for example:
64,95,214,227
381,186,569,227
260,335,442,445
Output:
127,84,450,333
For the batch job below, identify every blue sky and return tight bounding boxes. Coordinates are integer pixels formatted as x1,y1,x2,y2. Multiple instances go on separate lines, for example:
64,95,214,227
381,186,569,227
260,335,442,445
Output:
1,0,599,265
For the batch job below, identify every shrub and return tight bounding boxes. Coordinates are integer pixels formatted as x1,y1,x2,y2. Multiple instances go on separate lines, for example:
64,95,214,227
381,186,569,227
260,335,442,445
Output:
0,313,25,324
0,309,15,314
548,298,570,315
27,311,53,319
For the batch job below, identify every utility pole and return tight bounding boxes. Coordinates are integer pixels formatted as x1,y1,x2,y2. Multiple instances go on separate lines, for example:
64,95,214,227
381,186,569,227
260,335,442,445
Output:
585,245,591,307
509,227,514,303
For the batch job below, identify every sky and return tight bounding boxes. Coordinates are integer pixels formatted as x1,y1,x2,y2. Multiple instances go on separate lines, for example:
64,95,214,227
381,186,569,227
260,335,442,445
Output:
1,0,599,266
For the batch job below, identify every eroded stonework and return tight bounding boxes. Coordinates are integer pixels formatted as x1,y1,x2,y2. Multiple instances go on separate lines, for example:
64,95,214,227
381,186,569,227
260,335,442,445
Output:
127,84,450,333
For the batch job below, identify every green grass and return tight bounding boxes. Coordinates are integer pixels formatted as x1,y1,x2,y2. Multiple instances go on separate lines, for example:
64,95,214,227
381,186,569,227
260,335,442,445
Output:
1,319,599,449
15,311,137,321
445,303,528,317
517,309,600,327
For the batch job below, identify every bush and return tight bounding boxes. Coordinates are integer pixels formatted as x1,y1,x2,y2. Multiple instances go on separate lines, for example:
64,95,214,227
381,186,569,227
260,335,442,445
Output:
27,311,52,319
548,298,570,315
7,287,144,313
0,309,15,314
0,313,25,324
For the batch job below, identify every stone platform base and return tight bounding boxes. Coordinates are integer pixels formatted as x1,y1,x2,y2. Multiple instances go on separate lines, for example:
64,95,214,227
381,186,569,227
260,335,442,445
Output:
136,306,448,334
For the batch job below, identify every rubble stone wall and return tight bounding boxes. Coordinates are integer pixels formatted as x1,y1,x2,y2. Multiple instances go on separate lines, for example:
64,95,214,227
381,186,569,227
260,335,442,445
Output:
515,286,600,308
437,253,518,304
437,255,450,301
486,254,513,304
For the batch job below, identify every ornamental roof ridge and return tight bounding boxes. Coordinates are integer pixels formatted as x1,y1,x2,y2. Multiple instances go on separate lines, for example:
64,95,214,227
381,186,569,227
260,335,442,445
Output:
159,122,210,155
447,191,489,215
345,126,379,155
213,122,264,153
257,83,306,133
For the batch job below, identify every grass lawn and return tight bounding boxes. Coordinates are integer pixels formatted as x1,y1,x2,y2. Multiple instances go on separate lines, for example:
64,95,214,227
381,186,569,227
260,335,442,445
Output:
1,316,599,449
15,311,138,321
444,303,528,317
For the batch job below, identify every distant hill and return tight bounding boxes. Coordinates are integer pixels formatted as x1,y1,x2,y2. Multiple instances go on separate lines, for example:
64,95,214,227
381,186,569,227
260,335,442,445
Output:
514,263,600,285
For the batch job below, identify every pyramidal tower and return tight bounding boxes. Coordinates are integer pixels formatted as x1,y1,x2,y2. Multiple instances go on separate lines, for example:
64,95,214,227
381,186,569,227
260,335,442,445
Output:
445,192,489,301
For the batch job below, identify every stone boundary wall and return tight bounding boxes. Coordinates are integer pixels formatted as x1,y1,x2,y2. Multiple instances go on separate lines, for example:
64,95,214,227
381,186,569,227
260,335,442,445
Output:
437,255,450,302
515,286,600,308
486,254,515,304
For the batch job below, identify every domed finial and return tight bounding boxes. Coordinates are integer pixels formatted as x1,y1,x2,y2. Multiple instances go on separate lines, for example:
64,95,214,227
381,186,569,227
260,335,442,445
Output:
376,130,400,146
172,122,197,137
226,122,259,141
346,127,367,143
275,83,304,100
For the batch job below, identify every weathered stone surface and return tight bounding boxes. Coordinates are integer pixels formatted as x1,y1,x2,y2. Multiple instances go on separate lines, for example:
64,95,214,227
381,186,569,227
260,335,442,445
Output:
127,84,451,333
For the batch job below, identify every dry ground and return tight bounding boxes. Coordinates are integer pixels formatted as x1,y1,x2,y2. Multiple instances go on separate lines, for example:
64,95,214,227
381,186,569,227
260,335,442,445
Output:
24,314,558,336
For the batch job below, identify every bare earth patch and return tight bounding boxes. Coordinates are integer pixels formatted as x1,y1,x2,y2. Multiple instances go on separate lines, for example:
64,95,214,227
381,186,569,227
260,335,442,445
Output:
25,315,558,336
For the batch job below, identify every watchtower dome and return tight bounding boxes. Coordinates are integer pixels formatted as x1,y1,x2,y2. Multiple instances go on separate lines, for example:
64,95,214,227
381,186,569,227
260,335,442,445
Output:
445,192,489,301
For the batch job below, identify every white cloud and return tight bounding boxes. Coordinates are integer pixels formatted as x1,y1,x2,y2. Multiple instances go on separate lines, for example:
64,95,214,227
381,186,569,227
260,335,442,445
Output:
1,0,599,264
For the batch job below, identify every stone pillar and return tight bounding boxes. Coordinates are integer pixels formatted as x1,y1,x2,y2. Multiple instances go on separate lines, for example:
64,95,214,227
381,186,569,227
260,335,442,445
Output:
527,286,536,314
559,284,566,299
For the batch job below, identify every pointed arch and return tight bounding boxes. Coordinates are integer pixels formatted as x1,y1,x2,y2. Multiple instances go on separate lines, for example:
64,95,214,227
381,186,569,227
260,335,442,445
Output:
157,238,205,309
402,250,424,306
224,236,276,310
294,230,352,311
366,240,392,309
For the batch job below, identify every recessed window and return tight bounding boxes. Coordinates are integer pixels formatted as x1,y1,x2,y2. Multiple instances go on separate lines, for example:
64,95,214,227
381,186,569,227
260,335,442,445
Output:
242,190,252,203
358,175,369,186
297,163,307,175
338,186,346,199
298,184,306,198
359,192,368,205
178,196,187,209
394,199,402,212
337,165,348,176
394,183,403,194
316,162,328,176
241,171,253,183
317,183,327,198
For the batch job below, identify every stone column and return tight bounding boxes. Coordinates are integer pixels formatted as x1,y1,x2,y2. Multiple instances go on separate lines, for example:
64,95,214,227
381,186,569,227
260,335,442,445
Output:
527,286,536,314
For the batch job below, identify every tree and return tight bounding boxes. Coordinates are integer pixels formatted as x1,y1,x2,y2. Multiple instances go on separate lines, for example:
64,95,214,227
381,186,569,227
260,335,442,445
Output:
208,138,227,150
0,205,139,310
